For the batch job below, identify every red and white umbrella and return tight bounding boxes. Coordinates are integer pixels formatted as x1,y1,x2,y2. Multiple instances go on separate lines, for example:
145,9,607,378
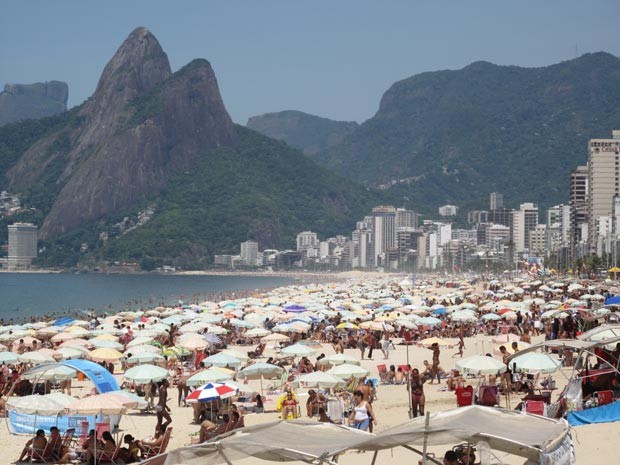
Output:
186,382,238,403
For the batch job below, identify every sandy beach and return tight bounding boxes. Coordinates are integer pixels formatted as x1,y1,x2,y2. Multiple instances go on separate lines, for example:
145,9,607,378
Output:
1,281,618,464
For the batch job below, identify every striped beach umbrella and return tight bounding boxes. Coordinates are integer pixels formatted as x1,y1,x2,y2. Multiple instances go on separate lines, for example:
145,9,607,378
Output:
186,382,237,403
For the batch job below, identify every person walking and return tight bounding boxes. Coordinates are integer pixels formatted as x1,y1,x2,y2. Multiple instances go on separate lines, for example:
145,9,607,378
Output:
156,379,172,430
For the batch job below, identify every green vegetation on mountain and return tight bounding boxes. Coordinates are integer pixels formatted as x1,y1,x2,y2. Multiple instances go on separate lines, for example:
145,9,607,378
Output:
315,52,620,211
247,110,359,156
28,126,383,268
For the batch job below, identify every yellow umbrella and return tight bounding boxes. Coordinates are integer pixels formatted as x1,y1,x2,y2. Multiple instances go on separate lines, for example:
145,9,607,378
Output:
89,348,123,362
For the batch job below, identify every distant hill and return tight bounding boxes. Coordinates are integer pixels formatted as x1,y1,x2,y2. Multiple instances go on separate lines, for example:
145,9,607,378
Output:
314,52,620,211
0,81,68,126
247,110,358,156
0,28,382,269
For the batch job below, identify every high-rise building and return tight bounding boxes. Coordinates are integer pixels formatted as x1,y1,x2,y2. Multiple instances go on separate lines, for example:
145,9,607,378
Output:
396,208,418,229
490,192,504,211
7,223,37,269
296,231,319,252
570,164,589,256
371,206,396,266
510,203,538,252
488,207,512,228
529,225,547,257
240,240,259,267
467,210,489,225
587,130,620,252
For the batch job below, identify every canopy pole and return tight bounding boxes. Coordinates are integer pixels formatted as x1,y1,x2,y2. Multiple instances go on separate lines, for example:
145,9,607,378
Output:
406,343,413,418
401,445,442,465
370,450,379,465
421,410,430,465
215,443,234,465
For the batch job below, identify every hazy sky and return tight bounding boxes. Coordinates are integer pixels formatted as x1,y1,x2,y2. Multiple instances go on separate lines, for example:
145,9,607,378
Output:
2,1,619,124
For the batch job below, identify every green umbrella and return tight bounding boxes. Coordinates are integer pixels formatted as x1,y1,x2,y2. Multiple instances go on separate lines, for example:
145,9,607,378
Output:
124,364,168,384
186,368,232,386
126,352,165,365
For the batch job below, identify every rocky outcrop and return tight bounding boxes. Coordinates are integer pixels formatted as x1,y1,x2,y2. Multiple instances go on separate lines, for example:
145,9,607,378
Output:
0,81,68,126
6,27,236,238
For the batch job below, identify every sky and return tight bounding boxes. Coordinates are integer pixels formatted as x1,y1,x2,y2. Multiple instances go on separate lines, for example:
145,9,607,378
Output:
1,1,619,124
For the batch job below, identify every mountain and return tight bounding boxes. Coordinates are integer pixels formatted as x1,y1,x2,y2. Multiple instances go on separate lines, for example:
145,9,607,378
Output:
0,28,381,268
315,52,620,211
0,81,68,126
247,110,358,156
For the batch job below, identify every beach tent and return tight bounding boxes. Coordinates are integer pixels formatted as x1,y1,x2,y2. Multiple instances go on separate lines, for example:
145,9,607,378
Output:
138,406,574,465
19,360,120,393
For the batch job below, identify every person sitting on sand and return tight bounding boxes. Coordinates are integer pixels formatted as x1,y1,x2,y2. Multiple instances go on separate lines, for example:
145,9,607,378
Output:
384,365,396,384
18,429,47,462
395,367,405,385
306,389,327,417
118,434,141,463
281,391,299,419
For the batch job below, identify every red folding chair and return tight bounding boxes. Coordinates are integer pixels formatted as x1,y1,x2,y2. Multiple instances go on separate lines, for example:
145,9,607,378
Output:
524,400,546,416
95,422,110,439
476,385,499,407
594,390,614,406
376,364,387,382
455,385,474,407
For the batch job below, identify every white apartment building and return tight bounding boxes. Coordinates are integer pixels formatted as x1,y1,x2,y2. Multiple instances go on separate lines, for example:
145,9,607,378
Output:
438,205,458,216
587,130,620,252
240,240,259,266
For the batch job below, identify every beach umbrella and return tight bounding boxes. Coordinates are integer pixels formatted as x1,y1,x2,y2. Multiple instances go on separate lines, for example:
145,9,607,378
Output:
186,382,238,403
261,333,290,343
60,338,91,348
177,334,208,351
53,347,86,360
245,328,270,338
360,321,394,331
89,348,123,362
19,352,55,365
203,352,242,368
456,355,507,375
126,352,165,365
22,365,77,382
417,317,442,327
66,393,129,415
124,364,169,384
7,394,69,416
51,332,80,343
297,371,345,389
395,319,418,329
316,353,361,366
511,352,561,374
420,337,450,347
220,349,249,362
204,333,222,344
92,333,120,341
163,346,191,358
326,363,369,378
91,339,124,350
336,322,358,330
281,343,316,357
126,344,162,355
283,305,307,313
0,351,19,364
492,334,521,344
481,313,501,321
239,362,284,394
451,311,477,322
186,368,232,386
126,336,154,348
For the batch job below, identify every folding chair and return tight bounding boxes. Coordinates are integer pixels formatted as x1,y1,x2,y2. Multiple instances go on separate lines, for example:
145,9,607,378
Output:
476,385,499,407
95,434,123,465
523,400,547,416
95,422,110,439
54,428,75,461
594,390,614,406
455,385,474,407
142,427,173,459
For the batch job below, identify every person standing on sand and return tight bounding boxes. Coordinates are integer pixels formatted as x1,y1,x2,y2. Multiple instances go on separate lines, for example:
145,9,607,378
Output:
156,379,172,430
429,343,441,384
452,332,465,358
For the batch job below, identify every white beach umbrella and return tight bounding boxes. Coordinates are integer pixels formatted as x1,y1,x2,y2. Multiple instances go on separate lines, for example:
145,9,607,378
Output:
511,352,561,374
281,343,316,357
326,363,369,378
124,364,169,384
456,355,506,375
297,371,345,389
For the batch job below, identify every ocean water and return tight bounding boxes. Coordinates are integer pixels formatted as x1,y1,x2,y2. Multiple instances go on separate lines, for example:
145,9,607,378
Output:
0,273,295,321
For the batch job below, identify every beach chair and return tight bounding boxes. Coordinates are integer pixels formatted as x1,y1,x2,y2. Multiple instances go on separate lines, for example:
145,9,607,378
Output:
95,434,123,464
95,422,110,439
376,364,387,382
54,428,75,461
594,390,614,406
142,427,172,459
326,398,345,424
476,385,499,407
523,400,547,416
455,385,474,407
28,441,55,463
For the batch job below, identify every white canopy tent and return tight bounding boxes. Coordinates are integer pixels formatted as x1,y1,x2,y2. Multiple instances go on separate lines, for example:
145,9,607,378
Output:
138,406,574,465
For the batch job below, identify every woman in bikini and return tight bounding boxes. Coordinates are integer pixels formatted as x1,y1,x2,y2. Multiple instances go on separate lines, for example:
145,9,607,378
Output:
409,368,426,417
